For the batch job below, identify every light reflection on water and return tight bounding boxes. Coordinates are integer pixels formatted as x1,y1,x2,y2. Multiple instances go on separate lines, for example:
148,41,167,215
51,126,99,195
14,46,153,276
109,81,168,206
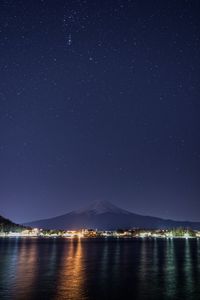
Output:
13,239,38,300
0,238,200,300
56,239,86,300
184,239,194,297
165,239,175,298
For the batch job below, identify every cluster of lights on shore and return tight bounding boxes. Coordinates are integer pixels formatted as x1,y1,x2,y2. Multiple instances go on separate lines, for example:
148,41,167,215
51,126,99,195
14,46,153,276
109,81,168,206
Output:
1,228,200,239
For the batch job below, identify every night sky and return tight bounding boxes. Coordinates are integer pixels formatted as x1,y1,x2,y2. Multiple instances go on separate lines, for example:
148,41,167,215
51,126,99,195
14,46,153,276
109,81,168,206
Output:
0,0,200,223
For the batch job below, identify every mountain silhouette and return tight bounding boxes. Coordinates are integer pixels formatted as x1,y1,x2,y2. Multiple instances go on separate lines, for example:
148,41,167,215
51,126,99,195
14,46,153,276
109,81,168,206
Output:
24,200,200,230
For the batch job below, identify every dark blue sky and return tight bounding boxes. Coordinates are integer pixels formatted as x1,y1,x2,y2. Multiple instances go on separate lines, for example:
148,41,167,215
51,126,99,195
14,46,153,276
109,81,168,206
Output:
0,0,200,223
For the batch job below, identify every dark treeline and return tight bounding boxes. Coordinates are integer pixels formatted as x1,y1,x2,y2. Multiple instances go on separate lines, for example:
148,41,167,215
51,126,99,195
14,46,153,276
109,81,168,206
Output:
0,215,25,233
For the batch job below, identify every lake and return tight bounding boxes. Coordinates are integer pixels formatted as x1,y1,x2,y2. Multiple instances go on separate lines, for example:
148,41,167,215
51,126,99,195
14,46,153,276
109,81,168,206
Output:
0,238,200,300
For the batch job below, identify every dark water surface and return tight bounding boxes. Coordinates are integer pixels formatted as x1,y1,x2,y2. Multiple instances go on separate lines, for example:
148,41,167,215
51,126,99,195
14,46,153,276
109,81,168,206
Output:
0,238,200,300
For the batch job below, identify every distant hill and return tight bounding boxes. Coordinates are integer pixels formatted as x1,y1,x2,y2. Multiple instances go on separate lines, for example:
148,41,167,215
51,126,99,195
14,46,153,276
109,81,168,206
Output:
0,215,25,233
24,200,200,230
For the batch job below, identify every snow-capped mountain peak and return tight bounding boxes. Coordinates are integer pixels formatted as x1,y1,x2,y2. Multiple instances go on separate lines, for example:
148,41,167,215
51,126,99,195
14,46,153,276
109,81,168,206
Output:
75,200,130,215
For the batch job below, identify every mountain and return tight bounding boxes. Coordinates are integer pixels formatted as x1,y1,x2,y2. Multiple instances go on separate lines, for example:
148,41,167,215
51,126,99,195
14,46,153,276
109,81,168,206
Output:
0,215,25,232
24,200,200,230
75,200,130,215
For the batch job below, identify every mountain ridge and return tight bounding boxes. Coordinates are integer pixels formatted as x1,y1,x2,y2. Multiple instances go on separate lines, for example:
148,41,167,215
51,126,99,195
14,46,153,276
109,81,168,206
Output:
24,200,200,230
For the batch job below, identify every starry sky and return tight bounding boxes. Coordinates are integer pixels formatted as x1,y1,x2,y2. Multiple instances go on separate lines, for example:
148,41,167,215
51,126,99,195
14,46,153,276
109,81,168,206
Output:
0,0,200,223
